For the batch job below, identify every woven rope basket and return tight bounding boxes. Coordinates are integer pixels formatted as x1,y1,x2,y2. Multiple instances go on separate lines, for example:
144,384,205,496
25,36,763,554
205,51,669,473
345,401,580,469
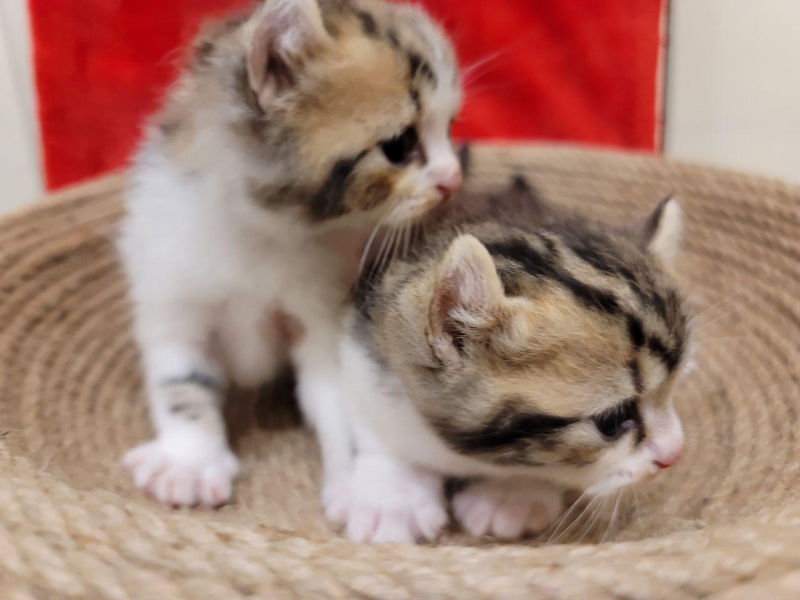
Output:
2,146,800,599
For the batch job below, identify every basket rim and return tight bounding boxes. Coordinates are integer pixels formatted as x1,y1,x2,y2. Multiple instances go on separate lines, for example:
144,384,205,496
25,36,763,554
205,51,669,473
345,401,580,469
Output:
2,144,800,598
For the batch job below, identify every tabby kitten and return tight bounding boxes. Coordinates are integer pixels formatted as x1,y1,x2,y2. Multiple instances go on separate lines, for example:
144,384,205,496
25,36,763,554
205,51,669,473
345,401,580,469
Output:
119,0,461,508
336,182,690,543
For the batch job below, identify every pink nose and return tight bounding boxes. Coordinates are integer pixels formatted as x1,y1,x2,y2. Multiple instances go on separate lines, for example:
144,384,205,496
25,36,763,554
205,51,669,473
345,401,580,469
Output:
435,168,463,200
654,447,683,469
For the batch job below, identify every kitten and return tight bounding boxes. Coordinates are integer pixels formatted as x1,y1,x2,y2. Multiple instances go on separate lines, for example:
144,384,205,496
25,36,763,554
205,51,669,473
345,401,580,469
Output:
119,0,462,508
336,182,690,543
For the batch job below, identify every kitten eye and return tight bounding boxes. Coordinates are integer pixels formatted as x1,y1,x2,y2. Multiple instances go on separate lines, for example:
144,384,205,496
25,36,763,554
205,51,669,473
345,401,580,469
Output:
380,126,419,165
592,400,641,441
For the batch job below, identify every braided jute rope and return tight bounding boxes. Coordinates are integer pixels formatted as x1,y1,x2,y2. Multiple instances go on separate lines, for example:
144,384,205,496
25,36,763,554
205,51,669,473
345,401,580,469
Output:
1,145,800,599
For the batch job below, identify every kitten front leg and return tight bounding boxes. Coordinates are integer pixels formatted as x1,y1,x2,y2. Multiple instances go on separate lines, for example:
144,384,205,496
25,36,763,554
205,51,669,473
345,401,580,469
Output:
289,323,356,522
453,478,564,540
124,305,239,507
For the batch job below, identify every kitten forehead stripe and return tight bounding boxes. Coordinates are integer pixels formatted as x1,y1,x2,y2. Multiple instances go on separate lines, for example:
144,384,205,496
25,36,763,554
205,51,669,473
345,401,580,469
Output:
556,230,674,326
308,149,369,221
627,315,645,348
648,336,682,372
486,237,683,372
629,359,644,394
485,238,621,316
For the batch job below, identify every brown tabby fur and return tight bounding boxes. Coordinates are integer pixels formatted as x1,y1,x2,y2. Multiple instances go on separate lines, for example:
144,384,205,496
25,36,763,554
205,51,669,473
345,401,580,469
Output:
351,180,689,469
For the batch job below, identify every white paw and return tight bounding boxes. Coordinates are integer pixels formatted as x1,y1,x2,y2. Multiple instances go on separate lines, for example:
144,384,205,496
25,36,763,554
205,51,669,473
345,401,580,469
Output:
343,455,447,544
123,436,239,507
322,476,352,525
453,479,563,540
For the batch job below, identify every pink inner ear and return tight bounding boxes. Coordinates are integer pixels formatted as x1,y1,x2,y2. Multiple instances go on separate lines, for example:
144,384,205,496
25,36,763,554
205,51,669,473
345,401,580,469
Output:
449,260,495,315
428,270,470,363
436,262,492,324
247,27,298,94
430,236,504,343
442,237,505,312
247,21,271,93
247,1,326,94
431,271,458,331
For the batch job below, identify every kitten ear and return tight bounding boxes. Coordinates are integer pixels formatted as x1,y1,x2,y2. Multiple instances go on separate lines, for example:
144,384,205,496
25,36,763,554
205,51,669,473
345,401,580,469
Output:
639,196,682,267
429,235,504,359
247,0,330,96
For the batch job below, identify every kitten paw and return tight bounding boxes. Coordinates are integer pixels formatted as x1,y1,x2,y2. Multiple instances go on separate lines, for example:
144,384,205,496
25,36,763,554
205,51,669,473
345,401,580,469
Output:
123,437,239,507
343,455,447,544
453,479,563,540
322,476,353,525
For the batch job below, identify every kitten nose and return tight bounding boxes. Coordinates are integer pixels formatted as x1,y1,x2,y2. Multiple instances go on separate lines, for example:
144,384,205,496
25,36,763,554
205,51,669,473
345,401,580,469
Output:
653,447,683,469
435,168,463,200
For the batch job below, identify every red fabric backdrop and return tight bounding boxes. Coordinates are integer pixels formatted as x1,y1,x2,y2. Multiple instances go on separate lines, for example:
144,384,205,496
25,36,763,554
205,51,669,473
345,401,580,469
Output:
29,0,665,190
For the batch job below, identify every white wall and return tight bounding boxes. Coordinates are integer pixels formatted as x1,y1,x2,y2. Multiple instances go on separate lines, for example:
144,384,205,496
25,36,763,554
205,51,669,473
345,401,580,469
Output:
0,0,42,215
665,0,800,183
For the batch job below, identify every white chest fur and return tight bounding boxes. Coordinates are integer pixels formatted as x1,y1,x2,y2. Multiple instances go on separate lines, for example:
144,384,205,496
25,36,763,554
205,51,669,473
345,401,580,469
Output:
120,147,361,386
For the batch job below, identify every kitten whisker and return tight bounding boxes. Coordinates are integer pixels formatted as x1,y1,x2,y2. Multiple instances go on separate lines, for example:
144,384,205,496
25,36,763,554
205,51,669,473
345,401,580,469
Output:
631,484,645,534
460,42,525,88
460,49,508,80
373,231,390,277
634,482,653,504
692,302,754,334
391,225,403,265
600,491,622,543
399,224,411,260
380,225,401,269
461,82,522,102
574,496,608,544
543,489,593,544
689,291,748,324
378,227,399,275
546,505,590,545
395,224,404,261
368,231,388,280
358,217,388,276
690,295,754,333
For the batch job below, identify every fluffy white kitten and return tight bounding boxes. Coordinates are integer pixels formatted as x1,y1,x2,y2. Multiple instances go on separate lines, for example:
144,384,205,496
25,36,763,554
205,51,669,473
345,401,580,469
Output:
120,0,461,507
